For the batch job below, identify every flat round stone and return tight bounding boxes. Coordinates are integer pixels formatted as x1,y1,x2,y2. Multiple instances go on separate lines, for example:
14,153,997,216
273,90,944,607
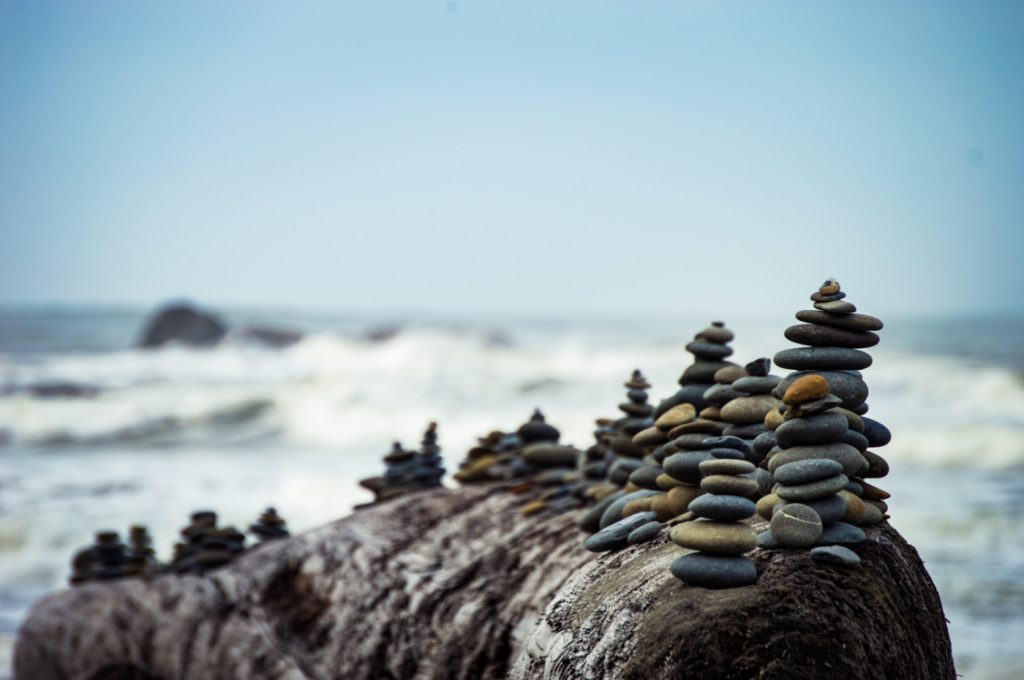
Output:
810,545,862,566
862,417,892,447
839,428,869,452
698,458,755,476
861,450,890,479
774,371,869,410
713,365,747,384
814,299,857,314
632,426,668,448
599,490,660,529
578,491,623,532
585,512,659,552
756,492,783,520
670,553,757,588
732,375,781,394
834,407,865,432
774,459,844,485
784,324,879,349
628,465,663,490
700,474,759,497
689,494,757,521
774,347,873,371
817,521,866,546
654,404,697,430
782,374,829,405
770,503,823,548
667,485,703,516
522,444,579,467
704,384,743,405
775,473,849,502
701,436,751,454
720,395,783,424
683,361,731,384
756,530,779,549
627,520,664,545
699,324,735,344
748,468,774,497
669,519,757,555
666,418,724,439
785,493,847,524
752,432,777,458
775,411,849,448
722,423,767,440
686,340,734,360
795,309,884,332
766,443,866,477
664,451,713,485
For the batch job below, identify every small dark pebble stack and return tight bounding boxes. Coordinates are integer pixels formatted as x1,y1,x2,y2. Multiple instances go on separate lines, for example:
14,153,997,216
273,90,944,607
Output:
250,507,290,543
654,322,738,417
358,422,448,504
170,510,246,574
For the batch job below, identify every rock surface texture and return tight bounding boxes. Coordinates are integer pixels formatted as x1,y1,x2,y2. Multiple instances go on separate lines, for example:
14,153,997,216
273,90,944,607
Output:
16,485,954,680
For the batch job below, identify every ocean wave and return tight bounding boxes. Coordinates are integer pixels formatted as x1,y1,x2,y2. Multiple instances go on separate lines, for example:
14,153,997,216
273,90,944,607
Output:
1,327,1022,468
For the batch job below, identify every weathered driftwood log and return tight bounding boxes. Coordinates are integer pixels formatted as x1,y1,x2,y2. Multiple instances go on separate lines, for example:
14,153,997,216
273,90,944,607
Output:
15,483,954,680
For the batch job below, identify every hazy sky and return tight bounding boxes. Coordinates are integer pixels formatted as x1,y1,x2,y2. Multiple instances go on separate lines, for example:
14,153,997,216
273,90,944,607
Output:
1,1,1022,318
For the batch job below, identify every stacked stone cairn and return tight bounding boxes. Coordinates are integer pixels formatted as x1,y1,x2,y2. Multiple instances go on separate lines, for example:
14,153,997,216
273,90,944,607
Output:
654,322,738,417
170,511,246,574
126,525,160,575
575,417,619,503
668,456,760,588
250,507,290,543
771,278,890,527
452,428,523,483
69,530,137,585
757,376,869,567
516,410,586,516
358,423,447,505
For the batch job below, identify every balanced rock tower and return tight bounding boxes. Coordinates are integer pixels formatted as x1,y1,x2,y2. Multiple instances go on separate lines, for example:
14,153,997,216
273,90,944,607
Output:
773,278,890,524
170,511,246,574
69,531,134,585
758,376,869,565
250,507,290,543
669,456,759,588
655,322,738,417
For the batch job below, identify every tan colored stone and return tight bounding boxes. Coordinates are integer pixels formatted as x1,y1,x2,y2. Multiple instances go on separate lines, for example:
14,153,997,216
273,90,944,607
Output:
764,408,785,430
783,375,830,405
632,426,668,448
650,493,676,521
667,485,703,516
669,520,757,555
756,492,782,521
521,500,546,516
654,404,696,430
838,490,865,524
623,497,655,517
656,473,685,490
720,395,782,424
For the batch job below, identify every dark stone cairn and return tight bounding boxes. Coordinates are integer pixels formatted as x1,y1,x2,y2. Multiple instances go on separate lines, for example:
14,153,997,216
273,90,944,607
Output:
250,507,290,543
358,422,447,506
771,278,890,526
170,511,246,574
654,321,738,417
69,531,134,585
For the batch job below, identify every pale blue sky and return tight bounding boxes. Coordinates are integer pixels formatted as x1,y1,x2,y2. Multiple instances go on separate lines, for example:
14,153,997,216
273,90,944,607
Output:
1,1,1022,317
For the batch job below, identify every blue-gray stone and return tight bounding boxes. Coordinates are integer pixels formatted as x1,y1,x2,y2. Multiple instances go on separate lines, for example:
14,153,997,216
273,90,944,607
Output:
627,520,664,545
664,451,713,485
838,428,869,452
586,512,659,552
817,521,866,546
689,494,757,521
775,474,849,502
751,432,776,462
707,448,747,461
774,459,844,485
578,491,624,533
702,436,751,454
670,553,758,588
775,412,849,448
862,417,892,447
810,545,862,566
628,465,663,490
608,457,644,485
747,467,774,497
722,423,768,440
844,479,864,495
732,375,781,394
599,490,660,529
774,347,873,371
756,530,779,549
704,383,743,405
780,494,847,525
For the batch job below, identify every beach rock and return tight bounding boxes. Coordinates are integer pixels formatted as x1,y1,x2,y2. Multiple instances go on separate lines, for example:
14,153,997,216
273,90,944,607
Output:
770,503,823,548
818,522,867,546
814,299,857,314
774,459,844,486
774,347,873,371
788,494,848,525
767,443,867,477
782,374,829,405
795,309,884,332
720,395,782,424
586,512,659,552
700,475,759,497
698,459,755,476
669,553,758,589
810,545,862,567
136,303,227,348
628,520,664,545
774,474,849,502
669,520,757,556
775,411,849,448
666,485,703,516
688,495,757,521
862,417,893,447
784,324,879,349
732,375,780,394
775,371,869,409
654,404,697,430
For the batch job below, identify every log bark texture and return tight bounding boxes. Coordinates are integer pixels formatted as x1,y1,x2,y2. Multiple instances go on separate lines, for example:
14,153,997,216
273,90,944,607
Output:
14,483,954,680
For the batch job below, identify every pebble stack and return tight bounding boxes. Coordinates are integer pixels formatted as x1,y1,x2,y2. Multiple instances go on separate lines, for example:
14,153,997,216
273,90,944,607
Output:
604,370,656,487
250,507,290,543
69,530,135,585
358,423,448,504
413,421,446,488
772,279,890,525
452,429,522,483
669,457,759,588
126,525,160,575
757,377,868,561
721,358,783,441
170,511,246,574
655,322,738,417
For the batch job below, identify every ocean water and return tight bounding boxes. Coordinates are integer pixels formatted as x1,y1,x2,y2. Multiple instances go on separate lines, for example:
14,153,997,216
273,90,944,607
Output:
1,306,1023,678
